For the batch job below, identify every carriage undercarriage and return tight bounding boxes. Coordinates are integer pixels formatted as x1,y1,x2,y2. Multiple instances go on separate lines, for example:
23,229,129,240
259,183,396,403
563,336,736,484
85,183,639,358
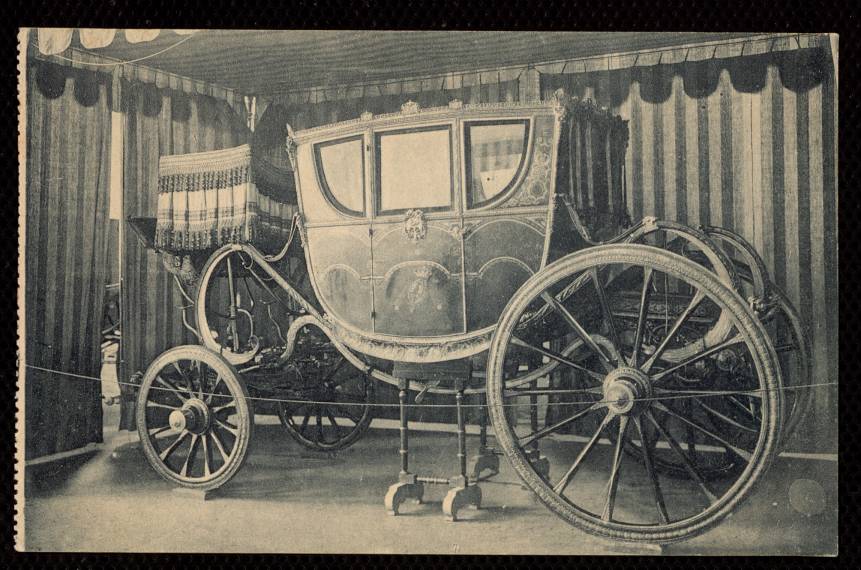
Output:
131,94,811,545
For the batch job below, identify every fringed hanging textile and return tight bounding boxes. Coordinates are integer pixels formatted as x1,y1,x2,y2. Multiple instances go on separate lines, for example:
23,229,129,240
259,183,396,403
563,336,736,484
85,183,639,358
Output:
155,144,297,252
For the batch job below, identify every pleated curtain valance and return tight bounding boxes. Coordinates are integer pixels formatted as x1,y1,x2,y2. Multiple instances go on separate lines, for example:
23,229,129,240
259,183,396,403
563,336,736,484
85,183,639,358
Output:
29,30,246,120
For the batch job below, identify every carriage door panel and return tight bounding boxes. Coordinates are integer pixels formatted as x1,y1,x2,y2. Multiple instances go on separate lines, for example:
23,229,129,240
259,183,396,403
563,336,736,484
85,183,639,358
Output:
298,136,374,331
463,115,556,331
370,125,465,337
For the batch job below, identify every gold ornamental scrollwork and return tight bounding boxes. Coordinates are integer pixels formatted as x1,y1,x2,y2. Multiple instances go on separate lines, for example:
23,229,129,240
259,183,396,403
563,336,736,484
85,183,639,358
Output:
401,100,421,115
403,209,427,242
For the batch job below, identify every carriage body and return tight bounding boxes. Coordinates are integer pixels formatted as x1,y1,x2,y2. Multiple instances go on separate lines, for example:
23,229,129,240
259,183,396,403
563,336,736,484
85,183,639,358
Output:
289,94,628,363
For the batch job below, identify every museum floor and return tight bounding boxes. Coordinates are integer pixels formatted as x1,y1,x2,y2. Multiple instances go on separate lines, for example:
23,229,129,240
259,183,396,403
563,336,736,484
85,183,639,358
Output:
23,401,837,555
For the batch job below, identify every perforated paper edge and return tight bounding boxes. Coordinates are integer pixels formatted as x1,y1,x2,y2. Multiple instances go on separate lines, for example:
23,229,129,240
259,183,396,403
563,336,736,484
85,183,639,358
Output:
15,27,29,552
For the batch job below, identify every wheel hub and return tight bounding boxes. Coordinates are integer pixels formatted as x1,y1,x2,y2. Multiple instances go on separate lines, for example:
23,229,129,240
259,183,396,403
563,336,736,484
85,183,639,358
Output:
168,398,211,434
603,367,652,416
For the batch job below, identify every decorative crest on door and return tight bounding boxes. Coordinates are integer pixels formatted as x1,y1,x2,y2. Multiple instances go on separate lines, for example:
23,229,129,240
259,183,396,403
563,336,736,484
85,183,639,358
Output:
403,209,427,242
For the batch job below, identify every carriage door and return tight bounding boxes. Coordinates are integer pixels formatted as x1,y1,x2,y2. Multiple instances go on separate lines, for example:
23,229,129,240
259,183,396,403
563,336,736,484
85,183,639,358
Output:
461,116,555,332
369,124,466,337
301,134,375,330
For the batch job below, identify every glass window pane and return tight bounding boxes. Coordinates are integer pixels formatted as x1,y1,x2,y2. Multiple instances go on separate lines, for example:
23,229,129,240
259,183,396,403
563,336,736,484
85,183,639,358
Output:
467,121,528,207
316,138,364,214
378,128,451,212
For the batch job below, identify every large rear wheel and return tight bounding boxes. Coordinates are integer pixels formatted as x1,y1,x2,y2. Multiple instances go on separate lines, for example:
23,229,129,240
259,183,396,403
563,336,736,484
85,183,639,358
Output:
486,244,782,544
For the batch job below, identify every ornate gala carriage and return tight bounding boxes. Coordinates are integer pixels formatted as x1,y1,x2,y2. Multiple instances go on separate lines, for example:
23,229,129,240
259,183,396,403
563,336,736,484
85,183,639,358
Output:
129,90,811,545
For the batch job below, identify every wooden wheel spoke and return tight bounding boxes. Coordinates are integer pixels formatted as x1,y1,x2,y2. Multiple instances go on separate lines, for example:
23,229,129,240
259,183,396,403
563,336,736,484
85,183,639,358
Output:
209,428,230,462
511,336,605,382
299,407,313,435
653,401,753,460
195,361,206,400
146,401,179,411
172,361,194,394
211,400,237,415
601,416,629,521
645,410,717,503
553,412,613,495
159,430,190,462
633,416,669,524
205,375,225,404
149,424,173,438
180,434,200,477
201,434,212,477
655,387,763,400
325,409,341,434
519,402,604,447
727,395,760,419
214,417,239,436
682,399,698,464
506,387,604,398
590,267,623,363
631,266,654,367
693,397,759,433
641,290,707,373
540,291,614,372
155,375,189,404
651,333,745,383
316,408,325,440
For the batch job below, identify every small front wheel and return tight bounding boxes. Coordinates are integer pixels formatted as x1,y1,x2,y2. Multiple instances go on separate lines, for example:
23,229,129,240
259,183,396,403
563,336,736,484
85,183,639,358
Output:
136,345,254,491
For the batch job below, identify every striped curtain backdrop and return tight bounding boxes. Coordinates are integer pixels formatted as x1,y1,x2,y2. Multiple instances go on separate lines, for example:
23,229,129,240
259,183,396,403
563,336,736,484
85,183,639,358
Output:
540,47,837,450
119,84,248,429
25,61,112,458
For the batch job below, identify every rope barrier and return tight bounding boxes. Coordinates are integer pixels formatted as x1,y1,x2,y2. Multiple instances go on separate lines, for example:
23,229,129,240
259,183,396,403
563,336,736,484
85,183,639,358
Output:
24,363,837,410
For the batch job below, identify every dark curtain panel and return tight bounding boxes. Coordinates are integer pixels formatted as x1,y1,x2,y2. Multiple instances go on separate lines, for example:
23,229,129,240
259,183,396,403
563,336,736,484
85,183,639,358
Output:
25,61,112,459
119,84,248,430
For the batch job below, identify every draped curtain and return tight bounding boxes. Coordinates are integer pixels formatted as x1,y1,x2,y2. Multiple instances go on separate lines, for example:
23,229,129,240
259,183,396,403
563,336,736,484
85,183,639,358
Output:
25,61,112,458
119,83,247,429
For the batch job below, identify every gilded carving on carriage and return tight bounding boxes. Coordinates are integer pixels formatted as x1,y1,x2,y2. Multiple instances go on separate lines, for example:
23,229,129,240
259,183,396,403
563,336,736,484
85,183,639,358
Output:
402,209,427,242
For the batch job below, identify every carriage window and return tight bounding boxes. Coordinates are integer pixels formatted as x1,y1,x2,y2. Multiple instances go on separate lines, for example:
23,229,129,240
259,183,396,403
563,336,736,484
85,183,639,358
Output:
314,136,365,215
376,127,452,213
465,120,529,208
